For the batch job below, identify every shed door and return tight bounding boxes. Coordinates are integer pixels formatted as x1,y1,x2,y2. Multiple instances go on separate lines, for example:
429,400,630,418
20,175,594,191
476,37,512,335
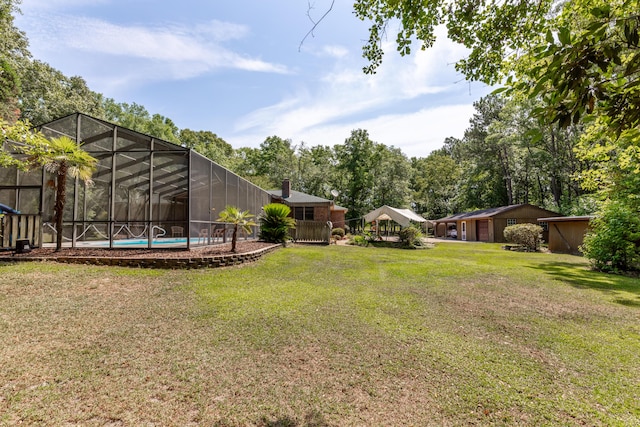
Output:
477,220,489,241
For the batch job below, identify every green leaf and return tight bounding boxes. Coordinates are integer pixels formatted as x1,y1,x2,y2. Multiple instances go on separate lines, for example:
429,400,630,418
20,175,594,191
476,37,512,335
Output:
590,5,610,19
558,27,571,45
624,52,640,77
546,30,554,44
524,129,543,143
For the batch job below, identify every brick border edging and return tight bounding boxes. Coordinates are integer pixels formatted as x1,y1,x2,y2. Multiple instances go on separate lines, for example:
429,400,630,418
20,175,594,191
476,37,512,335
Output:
0,244,282,269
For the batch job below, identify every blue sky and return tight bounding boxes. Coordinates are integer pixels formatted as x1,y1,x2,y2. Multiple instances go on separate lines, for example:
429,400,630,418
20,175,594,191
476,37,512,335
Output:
15,0,493,158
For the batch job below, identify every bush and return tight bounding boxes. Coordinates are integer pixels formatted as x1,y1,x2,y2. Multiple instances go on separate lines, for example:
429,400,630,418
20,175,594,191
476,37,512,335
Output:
581,200,640,273
332,227,345,238
349,234,370,247
259,203,296,243
398,225,425,248
503,223,543,252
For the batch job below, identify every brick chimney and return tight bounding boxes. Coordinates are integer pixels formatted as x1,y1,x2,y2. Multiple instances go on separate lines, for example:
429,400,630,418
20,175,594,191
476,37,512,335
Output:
282,178,291,199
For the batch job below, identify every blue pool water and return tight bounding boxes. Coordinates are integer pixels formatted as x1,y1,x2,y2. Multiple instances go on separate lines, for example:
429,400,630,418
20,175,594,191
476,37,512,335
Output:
111,238,188,246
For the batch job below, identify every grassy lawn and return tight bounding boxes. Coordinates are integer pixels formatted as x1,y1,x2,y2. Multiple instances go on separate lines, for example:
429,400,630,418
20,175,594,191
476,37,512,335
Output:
1,243,638,426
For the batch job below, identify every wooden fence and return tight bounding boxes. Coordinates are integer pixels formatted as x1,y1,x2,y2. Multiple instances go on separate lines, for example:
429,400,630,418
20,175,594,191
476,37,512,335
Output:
291,220,331,244
1,214,42,249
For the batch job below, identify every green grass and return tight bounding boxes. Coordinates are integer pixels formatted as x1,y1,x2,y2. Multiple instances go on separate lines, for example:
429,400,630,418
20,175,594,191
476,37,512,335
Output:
1,243,639,426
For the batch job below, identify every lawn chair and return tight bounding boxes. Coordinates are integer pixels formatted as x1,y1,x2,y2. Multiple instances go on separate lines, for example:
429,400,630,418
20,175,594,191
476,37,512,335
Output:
212,227,225,242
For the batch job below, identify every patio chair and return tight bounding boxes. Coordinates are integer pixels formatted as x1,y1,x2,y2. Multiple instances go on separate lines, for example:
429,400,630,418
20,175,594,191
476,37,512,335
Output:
171,226,184,237
212,227,225,242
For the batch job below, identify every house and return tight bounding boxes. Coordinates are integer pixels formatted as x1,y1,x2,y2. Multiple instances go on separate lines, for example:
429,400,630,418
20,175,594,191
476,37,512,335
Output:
268,179,347,243
538,216,592,254
434,204,561,243
269,179,347,229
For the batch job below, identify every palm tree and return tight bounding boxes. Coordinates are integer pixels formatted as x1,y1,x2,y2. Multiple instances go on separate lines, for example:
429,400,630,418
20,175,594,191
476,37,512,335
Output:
25,136,97,251
259,203,296,243
217,205,257,253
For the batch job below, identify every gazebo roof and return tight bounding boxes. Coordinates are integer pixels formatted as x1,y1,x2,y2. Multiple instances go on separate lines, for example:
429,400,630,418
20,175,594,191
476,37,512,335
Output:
364,205,426,227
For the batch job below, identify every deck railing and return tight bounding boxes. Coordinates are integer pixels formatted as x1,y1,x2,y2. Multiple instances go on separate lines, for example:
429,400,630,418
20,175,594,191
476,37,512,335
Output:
1,214,42,249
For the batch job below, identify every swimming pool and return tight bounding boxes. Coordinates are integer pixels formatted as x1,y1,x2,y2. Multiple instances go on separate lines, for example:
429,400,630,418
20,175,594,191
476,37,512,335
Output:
48,237,198,249
110,238,188,246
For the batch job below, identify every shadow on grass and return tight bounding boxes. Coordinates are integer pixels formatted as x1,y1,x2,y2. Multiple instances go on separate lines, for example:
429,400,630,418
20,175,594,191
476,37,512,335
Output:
532,261,640,306
214,411,330,427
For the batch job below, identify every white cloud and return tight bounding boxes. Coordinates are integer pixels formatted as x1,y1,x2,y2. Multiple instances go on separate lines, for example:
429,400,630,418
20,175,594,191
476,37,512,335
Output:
318,45,350,58
228,33,485,157
229,104,475,158
17,12,290,86
234,35,467,135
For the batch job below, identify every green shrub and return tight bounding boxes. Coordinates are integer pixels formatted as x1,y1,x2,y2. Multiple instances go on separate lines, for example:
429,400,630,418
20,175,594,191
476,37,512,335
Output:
349,234,370,247
398,225,425,248
332,227,345,238
581,200,640,273
503,223,543,252
259,203,296,243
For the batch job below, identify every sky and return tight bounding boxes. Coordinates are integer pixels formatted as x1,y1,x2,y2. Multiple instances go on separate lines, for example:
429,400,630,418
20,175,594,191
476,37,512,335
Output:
14,0,493,159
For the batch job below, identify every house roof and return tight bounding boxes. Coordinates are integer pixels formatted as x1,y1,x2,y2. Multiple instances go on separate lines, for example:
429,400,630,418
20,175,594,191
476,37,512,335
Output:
269,189,332,206
364,205,426,227
538,216,593,222
435,204,559,222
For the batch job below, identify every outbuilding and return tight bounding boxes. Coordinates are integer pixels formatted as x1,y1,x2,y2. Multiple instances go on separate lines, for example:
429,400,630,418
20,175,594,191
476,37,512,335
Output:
434,204,560,243
538,216,592,254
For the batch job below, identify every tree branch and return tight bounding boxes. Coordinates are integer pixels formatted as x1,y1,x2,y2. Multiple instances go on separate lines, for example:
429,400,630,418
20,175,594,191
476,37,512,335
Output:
299,0,335,52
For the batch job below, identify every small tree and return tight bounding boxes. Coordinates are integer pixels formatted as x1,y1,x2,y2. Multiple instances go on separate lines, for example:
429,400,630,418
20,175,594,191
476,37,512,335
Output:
217,205,257,253
23,136,97,251
503,223,543,252
259,203,296,243
1,119,42,169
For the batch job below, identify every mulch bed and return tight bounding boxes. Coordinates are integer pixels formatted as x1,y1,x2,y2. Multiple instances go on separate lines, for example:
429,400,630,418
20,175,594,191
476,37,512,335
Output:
3,241,276,260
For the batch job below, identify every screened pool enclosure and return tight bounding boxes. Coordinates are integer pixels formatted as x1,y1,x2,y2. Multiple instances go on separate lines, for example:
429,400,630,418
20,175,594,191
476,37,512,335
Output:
0,113,270,249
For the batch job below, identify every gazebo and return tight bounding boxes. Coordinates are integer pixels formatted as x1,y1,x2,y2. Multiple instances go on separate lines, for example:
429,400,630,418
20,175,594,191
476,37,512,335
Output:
364,205,427,237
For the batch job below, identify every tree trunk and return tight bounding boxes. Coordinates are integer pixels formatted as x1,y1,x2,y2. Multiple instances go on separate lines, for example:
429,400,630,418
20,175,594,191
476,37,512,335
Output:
55,164,68,252
231,224,238,253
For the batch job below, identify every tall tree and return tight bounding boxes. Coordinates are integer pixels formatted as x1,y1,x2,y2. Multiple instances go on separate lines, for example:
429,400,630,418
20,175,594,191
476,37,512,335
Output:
372,144,411,209
454,95,510,209
0,58,20,122
179,128,234,168
411,152,461,219
295,143,336,198
101,99,180,144
1,0,31,122
334,129,380,223
19,61,104,125
253,136,297,190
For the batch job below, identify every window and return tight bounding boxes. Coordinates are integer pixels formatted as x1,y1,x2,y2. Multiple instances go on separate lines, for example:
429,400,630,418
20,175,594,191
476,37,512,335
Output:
294,206,315,220
538,221,548,231
507,218,517,226
305,207,314,220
